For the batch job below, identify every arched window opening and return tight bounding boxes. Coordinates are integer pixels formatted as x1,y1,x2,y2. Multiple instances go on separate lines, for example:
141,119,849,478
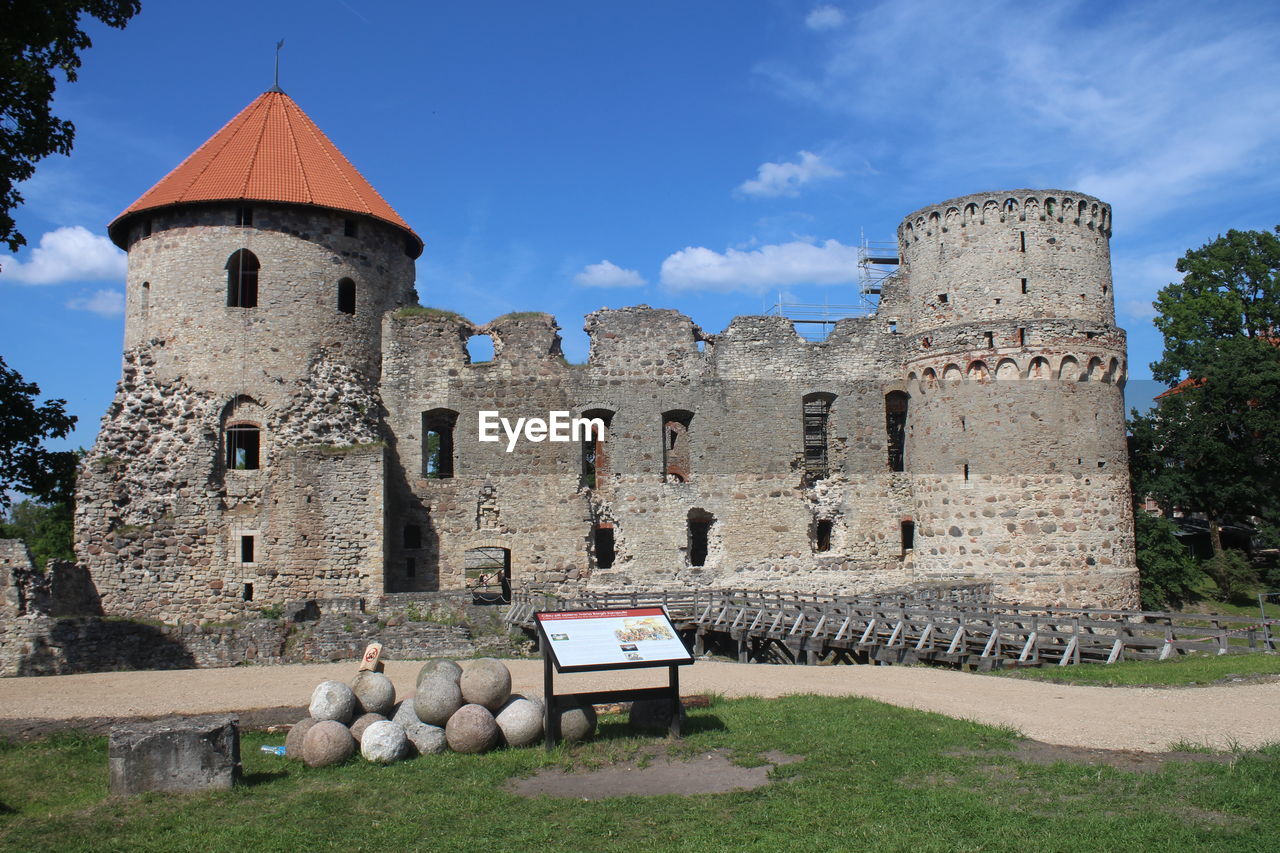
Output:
593,524,616,569
885,391,909,472
580,409,613,489
337,278,356,315
815,520,833,553
466,334,495,363
802,393,835,480
225,424,261,470
662,410,693,483
140,281,150,318
226,249,259,308
422,409,458,479
687,509,713,567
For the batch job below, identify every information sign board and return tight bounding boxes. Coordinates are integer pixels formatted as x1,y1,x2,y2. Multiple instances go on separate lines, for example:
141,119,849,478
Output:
535,607,694,672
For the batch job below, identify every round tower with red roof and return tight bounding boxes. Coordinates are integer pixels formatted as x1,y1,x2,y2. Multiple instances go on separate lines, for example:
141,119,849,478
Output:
78,90,422,621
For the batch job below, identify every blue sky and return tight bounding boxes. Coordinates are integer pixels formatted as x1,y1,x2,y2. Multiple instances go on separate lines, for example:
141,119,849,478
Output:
2,0,1279,451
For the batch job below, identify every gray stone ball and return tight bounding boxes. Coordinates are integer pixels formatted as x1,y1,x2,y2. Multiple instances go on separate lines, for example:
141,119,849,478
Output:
301,720,356,767
416,659,463,687
414,675,463,726
309,680,358,724
391,696,420,728
495,695,543,747
445,703,500,754
628,698,687,732
404,722,448,756
351,671,396,716
558,701,598,744
284,716,317,760
360,720,408,764
350,712,387,744
459,658,512,711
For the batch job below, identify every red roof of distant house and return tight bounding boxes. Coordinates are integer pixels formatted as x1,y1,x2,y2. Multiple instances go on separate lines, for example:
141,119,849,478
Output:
108,90,421,256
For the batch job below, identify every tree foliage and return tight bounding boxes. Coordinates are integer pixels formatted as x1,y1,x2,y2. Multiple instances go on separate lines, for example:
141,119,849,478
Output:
0,0,141,253
1129,226,1280,560
0,354,78,507
1132,510,1203,611
0,498,73,569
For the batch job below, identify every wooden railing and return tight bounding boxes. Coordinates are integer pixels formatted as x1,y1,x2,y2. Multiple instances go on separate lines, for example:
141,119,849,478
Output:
505,587,1277,668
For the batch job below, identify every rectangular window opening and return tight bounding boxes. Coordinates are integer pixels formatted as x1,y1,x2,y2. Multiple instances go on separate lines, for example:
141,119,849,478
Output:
240,535,255,564
901,520,915,554
226,426,261,470
594,525,616,569
243,582,253,601
236,206,253,227
815,520,833,553
1018,328,1026,346
404,524,422,550
803,396,833,480
937,293,949,304
1021,278,1029,294
688,519,711,567
1019,231,1026,252
406,557,417,578
422,410,458,479
963,463,970,481
344,218,357,237
984,331,994,348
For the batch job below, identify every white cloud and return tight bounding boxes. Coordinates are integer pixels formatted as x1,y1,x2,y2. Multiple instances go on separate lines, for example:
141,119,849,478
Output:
66,288,125,317
573,260,647,288
805,5,846,31
0,226,126,285
660,239,860,293
757,0,1280,227
737,151,843,198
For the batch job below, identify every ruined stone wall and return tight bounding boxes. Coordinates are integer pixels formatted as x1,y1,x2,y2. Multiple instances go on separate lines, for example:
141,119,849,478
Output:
379,302,922,597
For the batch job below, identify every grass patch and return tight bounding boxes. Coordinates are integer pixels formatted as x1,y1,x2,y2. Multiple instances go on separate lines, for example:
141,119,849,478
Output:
1,696,1277,851
997,652,1280,687
491,310,548,321
392,306,471,324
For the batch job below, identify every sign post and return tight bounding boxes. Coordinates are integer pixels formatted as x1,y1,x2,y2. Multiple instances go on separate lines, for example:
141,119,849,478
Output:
535,607,694,749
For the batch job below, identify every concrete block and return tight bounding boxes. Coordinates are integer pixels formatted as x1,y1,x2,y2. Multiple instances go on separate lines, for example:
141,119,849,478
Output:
108,715,241,796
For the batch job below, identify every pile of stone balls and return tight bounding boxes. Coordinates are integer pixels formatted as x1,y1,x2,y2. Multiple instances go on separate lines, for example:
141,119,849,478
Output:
286,658,599,767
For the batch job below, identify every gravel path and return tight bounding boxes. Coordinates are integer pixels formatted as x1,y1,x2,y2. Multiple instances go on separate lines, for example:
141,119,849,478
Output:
1,660,1275,752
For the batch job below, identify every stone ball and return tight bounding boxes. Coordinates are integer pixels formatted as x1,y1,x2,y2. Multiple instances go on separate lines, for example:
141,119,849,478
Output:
628,698,687,732
404,722,448,756
301,720,356,768
414,675,463,726
459,658,512,711
360,721,408,764
309,680,358,724
350,712,387,744
557,701,598,744
445,704,499,754
495,695,543,748
391,696,420,728
284,717,317,760
416,659,463,687
351,671,396,716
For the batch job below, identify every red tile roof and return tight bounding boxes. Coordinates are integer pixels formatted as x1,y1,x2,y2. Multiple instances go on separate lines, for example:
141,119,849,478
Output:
109,91,421,256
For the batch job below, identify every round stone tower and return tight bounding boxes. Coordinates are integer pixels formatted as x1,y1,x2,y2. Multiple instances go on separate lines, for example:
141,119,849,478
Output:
898,190,1137,607
78,89,422,622
106,89,422,403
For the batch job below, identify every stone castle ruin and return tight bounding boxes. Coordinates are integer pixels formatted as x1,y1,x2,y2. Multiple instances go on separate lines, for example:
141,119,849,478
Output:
73,90,1138,624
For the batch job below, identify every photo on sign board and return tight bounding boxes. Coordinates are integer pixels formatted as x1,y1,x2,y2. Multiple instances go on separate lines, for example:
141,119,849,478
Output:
614,617,674,643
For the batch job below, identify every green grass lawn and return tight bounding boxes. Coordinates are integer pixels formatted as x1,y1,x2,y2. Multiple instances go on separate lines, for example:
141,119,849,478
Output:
997,652,1280,687
1,695,1277,852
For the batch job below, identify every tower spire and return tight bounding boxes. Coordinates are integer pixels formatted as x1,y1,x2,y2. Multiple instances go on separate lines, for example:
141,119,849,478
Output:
269,39,285,93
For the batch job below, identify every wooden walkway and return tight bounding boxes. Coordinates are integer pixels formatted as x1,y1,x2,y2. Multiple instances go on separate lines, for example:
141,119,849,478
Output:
505,588,1278,669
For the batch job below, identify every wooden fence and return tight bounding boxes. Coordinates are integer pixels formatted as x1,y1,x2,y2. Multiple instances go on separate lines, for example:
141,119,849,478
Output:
505,587,1277,669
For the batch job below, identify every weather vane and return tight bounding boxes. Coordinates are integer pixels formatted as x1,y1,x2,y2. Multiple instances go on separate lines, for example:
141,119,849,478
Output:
271,39,285,93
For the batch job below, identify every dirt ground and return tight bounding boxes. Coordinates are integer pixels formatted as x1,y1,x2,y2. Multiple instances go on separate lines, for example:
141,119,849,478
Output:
0,659,1276,752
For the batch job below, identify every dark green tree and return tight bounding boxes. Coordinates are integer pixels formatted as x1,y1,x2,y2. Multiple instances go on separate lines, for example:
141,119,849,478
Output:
0,354,78,508
1130,226,1280,564
0,0,141,254
1131,510,1202,610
